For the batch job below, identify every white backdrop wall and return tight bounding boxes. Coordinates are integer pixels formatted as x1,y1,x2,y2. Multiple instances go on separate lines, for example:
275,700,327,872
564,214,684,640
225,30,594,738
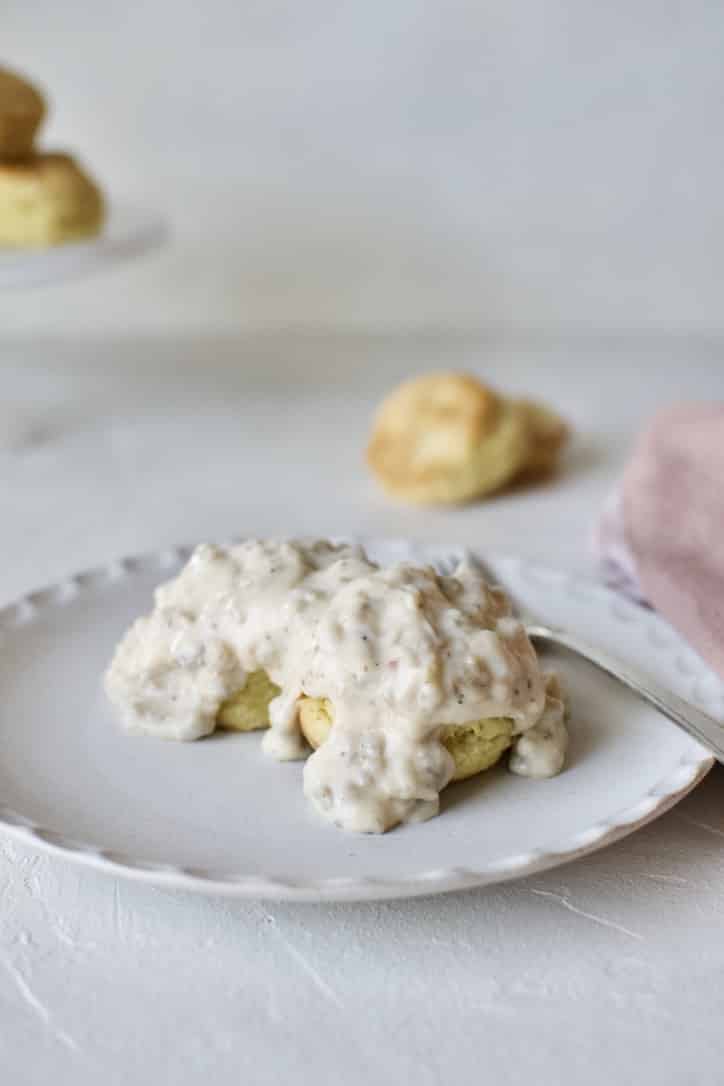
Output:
2,1,724,337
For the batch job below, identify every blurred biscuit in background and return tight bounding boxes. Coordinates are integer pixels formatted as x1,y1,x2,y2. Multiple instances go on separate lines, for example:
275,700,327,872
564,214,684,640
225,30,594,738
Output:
517,399,570,478
0,152,105,247
0,64,105,247
367,372,569,506
0,66,46,158
367,372,530,504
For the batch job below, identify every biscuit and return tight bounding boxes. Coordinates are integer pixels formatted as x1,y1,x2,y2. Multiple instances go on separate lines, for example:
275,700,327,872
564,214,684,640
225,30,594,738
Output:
217,674,564,787
217,670,280,731
0,66,45,157
517,399,569,477
0,152,105,247
298,696,514,782
216,674,516,781
367,372,531,505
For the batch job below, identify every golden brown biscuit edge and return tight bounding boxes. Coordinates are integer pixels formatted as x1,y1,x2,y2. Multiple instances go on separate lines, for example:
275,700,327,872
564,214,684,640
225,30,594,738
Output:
0,66,46,157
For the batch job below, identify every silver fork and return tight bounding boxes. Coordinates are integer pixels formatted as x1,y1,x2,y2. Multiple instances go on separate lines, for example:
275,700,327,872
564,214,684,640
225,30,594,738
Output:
435,553,724,764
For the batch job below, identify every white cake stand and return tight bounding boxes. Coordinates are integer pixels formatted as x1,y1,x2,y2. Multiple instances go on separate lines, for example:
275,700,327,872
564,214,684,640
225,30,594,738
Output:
0,203,167,289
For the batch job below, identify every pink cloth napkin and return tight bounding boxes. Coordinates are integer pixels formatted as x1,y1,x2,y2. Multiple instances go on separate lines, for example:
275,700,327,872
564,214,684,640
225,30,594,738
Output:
594,404,724,676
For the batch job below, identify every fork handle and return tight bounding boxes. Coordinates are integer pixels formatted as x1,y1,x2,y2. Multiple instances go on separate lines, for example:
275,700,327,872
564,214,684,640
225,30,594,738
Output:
529,624,724,764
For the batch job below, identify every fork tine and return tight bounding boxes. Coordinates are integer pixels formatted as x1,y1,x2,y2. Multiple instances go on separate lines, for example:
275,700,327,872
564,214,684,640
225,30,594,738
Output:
432,556,456,577
433,549,500,584
464,551,536,624
462,550,500,586
433,549,538,627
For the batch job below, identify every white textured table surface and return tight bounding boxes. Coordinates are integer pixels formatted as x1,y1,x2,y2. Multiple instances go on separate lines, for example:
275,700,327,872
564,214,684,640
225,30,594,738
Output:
2,334,724,1085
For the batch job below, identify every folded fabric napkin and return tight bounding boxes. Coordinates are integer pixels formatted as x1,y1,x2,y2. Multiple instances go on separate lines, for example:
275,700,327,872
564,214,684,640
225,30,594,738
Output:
594,404,724,677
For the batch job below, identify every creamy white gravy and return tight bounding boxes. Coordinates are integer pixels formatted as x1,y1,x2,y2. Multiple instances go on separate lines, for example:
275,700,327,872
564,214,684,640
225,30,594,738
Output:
105,540,567,832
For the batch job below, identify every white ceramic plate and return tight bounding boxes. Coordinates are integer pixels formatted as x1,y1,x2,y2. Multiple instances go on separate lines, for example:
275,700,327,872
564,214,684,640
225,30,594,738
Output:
0,204,166,289
0,541,714,901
